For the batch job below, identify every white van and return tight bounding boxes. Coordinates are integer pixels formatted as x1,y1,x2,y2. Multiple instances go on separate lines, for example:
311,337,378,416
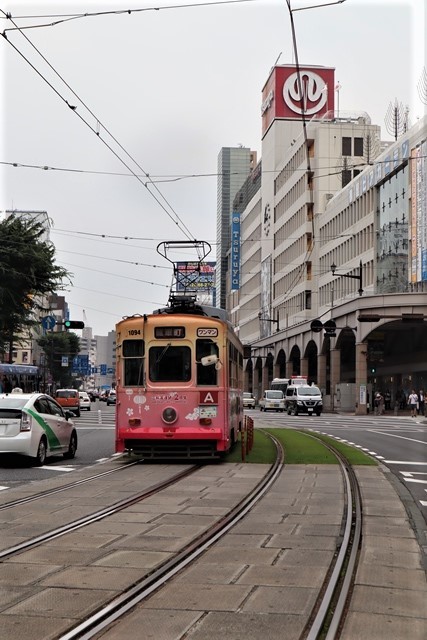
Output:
259,390,285,412
285,385,323,416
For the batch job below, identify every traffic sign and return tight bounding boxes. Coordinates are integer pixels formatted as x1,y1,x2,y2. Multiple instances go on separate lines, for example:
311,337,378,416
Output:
324,319,337,337
310,319,323,333
41,315,56,330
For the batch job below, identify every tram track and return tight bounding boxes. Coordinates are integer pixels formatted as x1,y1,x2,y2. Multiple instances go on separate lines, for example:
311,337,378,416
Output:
0,433,364,640
68,433,363,640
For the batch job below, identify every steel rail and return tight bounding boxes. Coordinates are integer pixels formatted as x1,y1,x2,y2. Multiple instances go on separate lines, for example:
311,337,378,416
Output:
304,433,363,640
0,464,200,560
59,433,285,640
0,459,138,511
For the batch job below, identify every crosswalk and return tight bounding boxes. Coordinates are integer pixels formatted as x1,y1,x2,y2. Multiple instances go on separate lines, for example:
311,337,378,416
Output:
73,409,115,427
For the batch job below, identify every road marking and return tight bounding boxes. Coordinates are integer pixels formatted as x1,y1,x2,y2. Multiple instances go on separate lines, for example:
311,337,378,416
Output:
37,466,76,472
383,460,427,465
0,486,9,491
368,429,427,445
401,471,427,477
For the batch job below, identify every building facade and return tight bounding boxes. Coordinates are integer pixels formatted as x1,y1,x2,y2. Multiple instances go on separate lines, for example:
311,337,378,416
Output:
216,147,257,309
225,64,427,413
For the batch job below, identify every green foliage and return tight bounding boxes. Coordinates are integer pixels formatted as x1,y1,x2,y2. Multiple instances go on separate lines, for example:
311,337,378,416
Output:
37,332,80,387
0,214,72,360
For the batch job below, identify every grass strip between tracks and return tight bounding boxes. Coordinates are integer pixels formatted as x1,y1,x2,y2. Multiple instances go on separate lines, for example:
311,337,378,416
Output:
225,428,377,465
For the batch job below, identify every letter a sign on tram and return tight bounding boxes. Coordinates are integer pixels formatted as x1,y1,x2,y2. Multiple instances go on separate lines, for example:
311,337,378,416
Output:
200,391,218,404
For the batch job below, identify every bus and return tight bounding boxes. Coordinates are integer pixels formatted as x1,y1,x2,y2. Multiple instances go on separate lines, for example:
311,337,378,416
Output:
0,363,40,393
114,296,244,459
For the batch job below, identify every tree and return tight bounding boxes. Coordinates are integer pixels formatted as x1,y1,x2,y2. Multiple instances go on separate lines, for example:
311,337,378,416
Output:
37,331,80,388
0,215,71,362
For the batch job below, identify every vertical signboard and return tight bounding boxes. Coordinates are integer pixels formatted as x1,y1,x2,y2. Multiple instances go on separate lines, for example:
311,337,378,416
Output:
231,213,240,290
260,256,272,339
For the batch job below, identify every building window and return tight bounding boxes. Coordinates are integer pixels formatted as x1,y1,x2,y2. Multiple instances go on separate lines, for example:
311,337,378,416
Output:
354,137,363,156
342,169,352,186
342,137,351,156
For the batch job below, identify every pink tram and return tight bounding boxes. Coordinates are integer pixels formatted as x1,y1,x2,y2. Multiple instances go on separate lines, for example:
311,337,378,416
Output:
114,297,244,459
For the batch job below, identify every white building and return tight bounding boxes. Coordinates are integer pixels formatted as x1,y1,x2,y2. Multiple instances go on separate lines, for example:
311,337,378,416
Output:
226,64,427,412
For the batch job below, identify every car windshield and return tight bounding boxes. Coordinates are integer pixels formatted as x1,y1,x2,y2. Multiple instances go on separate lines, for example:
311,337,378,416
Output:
266,391,283,399
299,386,321,396
243,393,253,398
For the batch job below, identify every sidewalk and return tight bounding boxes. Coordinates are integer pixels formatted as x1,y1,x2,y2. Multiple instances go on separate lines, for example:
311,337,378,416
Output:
96,464,427,640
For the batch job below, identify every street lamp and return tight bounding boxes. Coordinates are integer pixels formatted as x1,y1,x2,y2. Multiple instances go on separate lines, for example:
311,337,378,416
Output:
331,260,363,296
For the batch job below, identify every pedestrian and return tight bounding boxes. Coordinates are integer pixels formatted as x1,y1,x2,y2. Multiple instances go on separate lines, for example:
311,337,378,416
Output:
374,392,384,416
378,393,385,415
418,390,425,417
408,389,418,417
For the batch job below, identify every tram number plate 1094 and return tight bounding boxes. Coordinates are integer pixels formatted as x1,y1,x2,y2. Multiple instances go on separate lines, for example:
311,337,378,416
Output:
199,406,218,418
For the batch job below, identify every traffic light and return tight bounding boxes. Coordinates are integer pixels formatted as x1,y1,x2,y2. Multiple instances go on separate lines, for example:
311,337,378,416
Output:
64,320,85,329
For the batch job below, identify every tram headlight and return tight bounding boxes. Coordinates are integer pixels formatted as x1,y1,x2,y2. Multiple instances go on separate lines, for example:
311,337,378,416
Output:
162,407,177,424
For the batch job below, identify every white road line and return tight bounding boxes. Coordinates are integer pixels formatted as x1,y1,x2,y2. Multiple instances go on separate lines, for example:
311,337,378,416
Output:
403,478,427,484
368,429,427,445
383,460,427,465
0,486,9,491
37,466,75,472
401,471,427,476
420,501,427,506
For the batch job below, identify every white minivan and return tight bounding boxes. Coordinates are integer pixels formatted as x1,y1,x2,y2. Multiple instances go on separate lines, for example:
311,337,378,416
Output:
285,385,323,416
259,390,285,412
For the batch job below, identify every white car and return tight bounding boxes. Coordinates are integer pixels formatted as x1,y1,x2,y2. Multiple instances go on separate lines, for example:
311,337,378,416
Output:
243,392,256,409
0,392,78,466
259,389,286,412
78,391,91,411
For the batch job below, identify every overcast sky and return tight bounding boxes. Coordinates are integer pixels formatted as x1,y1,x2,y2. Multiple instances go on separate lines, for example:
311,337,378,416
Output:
1,0,425,336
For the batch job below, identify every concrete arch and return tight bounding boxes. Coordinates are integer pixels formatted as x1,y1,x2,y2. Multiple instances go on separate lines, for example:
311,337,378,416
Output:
288,345,301,377
275,349,287,378
303,339,318,385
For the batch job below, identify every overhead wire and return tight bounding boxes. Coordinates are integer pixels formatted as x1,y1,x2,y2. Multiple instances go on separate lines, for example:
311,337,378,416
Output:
0,10,199,248
1,0,261,32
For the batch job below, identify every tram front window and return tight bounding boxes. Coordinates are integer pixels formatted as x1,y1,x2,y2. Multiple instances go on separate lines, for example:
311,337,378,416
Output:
149,346,191,382
196,339,218,385
123,339,145,386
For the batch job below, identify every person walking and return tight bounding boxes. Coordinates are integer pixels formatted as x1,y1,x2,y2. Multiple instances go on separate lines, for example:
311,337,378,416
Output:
408,390,418,417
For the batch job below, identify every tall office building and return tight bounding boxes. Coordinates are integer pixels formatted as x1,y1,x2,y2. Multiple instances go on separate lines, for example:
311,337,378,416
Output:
216,147,257,309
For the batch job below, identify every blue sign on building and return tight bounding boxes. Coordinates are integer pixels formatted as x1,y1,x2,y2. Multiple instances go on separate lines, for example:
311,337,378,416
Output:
231,213,240,291
100,364,107,376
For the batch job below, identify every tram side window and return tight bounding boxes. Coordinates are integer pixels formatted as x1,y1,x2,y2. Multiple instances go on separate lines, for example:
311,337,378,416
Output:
196,339,219,386
123,340,145,386
149,346,191,382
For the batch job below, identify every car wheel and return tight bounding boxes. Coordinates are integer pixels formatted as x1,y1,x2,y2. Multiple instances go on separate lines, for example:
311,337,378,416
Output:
33,437,47,466
315,411,321,416
63,431,78,459
75,409,81,417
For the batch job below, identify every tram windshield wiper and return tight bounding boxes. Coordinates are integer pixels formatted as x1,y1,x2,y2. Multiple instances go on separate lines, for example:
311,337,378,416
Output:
155,343,171,365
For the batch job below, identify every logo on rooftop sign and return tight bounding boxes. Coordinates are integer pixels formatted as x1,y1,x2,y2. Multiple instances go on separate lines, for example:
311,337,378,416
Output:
261,65,335,136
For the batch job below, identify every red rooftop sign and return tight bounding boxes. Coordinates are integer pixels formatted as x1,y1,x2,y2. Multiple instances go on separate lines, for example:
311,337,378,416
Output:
261,65,335,136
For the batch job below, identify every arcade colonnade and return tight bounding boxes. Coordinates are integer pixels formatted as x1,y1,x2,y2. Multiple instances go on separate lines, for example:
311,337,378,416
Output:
243,294,427,415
